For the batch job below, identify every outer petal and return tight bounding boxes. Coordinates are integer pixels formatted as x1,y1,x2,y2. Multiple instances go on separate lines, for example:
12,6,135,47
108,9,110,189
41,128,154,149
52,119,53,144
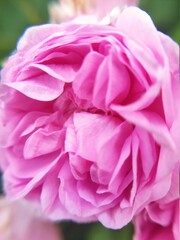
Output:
116,7,165,59
5,75,64,101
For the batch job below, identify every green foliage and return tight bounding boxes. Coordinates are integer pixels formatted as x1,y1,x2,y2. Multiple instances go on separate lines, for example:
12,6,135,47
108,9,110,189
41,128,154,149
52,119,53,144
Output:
87,222,133,240
60,221,133,240
0,0,50,60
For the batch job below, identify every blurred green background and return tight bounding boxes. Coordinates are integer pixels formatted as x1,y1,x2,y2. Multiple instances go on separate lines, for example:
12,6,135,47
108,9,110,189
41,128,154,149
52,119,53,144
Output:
0,0,179,239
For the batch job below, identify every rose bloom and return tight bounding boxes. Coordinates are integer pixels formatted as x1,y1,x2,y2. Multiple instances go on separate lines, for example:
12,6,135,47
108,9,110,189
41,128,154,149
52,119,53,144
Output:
0,197,62,240
0,7,179,229
133,166,179,240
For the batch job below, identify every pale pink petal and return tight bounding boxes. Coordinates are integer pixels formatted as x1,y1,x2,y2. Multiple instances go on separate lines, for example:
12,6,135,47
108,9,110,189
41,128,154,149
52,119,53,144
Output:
49,0,139,24
0,197,62,240
5,74,64,101
116,7,165,58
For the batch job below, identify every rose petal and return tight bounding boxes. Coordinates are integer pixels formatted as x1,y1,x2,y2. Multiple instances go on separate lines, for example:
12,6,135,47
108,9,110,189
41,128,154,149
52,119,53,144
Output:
5,74,64,101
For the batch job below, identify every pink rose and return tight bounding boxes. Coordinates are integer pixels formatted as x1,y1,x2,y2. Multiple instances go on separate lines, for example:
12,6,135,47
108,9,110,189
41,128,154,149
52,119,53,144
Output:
49,0,138,24
133,166,179,240
0,197,62,240
0,7,179,229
